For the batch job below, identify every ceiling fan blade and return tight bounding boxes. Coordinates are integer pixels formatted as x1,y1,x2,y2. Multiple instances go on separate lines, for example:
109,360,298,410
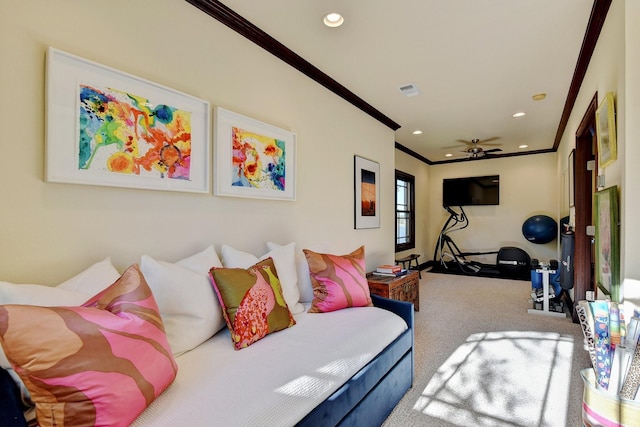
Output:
455,137,501,146
479,137,500,144
455,139,475,146
484,148,503,154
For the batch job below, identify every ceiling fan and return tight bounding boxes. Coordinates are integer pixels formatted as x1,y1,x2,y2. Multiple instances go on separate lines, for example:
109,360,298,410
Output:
451,138,503,159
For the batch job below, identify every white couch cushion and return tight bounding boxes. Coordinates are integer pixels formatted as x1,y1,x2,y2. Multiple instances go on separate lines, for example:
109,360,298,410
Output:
140,245,225,356
221,243,304,314
0,258,120,369
267,242,329,303
56,257,121,294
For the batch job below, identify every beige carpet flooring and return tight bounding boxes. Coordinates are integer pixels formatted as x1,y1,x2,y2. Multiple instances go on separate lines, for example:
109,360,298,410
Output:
382,271,591,427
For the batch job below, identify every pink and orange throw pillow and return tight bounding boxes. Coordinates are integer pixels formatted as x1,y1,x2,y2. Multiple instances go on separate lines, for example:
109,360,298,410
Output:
303,246,373,313
0,264,177,427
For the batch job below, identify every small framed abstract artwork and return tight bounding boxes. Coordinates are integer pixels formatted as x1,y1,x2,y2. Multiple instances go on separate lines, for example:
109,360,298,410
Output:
354,155,380,229
214,107,296,201
595,92,617,169
594,185,620,302
45,47,211,193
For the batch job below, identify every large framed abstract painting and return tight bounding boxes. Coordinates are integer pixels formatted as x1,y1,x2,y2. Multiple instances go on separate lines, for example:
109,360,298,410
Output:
354,155,380,229
45,47,211,193
214,107,296,201
594,185,620,302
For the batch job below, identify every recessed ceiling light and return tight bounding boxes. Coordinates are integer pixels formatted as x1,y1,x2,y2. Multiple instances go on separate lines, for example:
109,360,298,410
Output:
445,153,453,157
512,112,526,118
412,130,423,135
323,12,344,27
519,144,529,149
532,93,547,101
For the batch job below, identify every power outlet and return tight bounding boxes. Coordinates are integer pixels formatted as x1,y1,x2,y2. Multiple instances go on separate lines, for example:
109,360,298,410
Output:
586,291,595,301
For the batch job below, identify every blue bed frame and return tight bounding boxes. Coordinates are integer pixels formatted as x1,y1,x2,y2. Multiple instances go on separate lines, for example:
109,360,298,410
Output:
1,296,413,427
296,295,414,426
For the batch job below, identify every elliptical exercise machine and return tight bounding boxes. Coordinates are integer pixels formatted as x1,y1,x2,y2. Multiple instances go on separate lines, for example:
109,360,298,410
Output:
433,205,495,274
433,205,530,277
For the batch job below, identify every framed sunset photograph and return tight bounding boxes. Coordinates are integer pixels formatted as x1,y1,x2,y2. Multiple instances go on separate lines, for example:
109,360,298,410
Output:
354,155,380,229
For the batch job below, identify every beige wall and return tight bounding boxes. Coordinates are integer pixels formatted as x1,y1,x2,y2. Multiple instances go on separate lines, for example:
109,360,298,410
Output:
623,0,640,307
396,2,639,308
556,0,625,214
428,153,559,264
0,0,396,284
555,0,639,304
2,0,637,307
395,151,559,267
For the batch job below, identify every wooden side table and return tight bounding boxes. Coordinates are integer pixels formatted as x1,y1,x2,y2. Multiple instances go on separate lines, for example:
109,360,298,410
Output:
366,270,419,311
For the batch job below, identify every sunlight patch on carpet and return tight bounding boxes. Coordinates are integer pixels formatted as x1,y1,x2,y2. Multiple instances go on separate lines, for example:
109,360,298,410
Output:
413,331,574,426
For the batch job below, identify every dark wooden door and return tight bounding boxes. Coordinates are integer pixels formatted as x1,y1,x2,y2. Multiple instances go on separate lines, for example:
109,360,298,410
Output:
572,93,598,323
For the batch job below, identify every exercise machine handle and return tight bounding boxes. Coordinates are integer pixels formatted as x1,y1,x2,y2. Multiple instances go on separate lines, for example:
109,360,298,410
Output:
443,205,467,223
444,205,457,217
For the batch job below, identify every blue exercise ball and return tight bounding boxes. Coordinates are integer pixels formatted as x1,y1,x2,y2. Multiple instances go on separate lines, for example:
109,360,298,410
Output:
522,215,557,244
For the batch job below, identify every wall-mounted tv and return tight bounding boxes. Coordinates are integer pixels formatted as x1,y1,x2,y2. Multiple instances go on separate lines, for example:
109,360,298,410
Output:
442,175,500,206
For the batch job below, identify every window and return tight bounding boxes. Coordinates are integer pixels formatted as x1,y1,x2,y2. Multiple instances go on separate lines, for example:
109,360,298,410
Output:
395,170,415,252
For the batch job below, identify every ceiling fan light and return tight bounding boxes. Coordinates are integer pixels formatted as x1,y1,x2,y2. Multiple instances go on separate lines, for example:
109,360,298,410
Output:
512,112,526,118
323,12,344,27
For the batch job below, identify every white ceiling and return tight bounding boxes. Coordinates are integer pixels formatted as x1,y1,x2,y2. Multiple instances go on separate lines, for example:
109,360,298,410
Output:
217,0,594,162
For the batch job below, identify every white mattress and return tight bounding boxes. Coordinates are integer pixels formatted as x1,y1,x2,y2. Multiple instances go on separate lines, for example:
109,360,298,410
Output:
132,304,408,427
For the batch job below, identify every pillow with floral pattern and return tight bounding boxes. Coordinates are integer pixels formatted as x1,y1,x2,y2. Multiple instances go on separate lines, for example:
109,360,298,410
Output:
209,257,295,350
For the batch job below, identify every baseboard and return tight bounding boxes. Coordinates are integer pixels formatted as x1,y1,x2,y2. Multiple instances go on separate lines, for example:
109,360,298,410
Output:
423,260,530,281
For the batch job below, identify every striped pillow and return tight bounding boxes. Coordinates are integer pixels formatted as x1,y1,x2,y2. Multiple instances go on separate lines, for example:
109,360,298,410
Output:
303,246,373,313
0,264,177,427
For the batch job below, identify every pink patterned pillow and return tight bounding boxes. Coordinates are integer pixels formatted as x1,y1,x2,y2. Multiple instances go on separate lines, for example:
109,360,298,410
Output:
0,264,177,427
210,257,296,350
303,246,373,313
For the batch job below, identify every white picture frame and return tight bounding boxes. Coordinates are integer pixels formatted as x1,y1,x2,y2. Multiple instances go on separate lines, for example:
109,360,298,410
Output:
45,47,211,193
214,107,296,201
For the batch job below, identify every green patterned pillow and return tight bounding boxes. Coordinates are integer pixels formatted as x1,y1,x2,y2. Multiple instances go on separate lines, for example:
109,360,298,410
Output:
209,257,295,350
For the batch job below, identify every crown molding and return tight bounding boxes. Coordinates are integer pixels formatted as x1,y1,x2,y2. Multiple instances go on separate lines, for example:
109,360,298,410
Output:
185,0,401,131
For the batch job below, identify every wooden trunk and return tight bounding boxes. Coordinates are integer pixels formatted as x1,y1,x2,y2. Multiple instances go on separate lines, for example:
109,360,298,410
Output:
366,271,419,311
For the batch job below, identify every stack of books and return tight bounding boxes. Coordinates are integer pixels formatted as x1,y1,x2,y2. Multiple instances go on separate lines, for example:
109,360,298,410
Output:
375,265,408,277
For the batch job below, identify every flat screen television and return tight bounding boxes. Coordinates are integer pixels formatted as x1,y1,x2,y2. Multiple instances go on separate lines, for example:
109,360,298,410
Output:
442,175,499,206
